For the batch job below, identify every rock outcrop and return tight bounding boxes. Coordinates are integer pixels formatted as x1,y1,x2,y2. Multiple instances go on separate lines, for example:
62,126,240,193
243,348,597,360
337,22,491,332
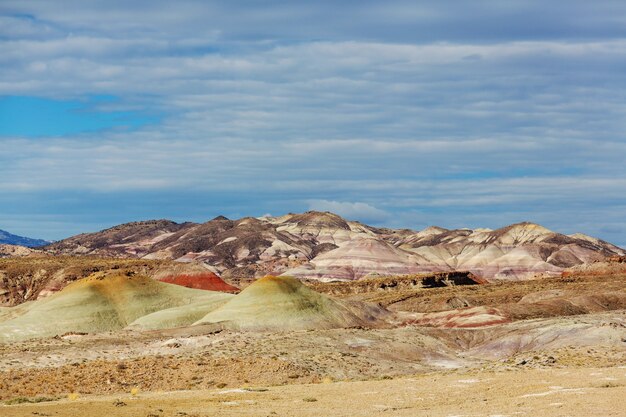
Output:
0,244,38,258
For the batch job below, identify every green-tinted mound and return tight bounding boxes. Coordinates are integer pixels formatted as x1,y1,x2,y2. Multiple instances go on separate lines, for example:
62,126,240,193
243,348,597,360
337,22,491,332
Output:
127,296,233,330
0,302,35,324
194,275,390,331
0,271,232,342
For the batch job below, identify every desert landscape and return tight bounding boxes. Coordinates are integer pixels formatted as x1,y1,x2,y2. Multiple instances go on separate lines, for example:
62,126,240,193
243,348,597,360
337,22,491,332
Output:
3,2,626,415
0,213,624,416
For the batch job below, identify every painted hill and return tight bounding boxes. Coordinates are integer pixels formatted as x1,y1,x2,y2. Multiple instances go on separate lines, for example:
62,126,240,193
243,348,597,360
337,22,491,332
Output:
0,273,389,339
0,257,237,307
194,275,390,331
0,271,232,342
283,237,432,281
45,220,188,256
396,222,625,280
0,229,50,247
42,213,624,282
156,272,239,293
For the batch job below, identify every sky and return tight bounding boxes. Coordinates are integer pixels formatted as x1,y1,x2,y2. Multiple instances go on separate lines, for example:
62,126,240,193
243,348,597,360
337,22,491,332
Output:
0,1,625,246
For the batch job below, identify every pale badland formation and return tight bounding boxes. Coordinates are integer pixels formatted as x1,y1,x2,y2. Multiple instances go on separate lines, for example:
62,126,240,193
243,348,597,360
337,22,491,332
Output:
1,211,625,416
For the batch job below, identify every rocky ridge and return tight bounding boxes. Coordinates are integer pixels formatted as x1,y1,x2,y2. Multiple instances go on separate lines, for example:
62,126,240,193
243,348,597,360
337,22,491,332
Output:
41,212,624,282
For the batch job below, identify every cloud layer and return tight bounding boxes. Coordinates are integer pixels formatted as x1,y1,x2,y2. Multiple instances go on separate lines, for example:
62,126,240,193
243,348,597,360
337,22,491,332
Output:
0,1,625,246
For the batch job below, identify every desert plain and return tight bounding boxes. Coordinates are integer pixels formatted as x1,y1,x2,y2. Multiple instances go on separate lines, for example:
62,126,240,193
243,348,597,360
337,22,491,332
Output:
0,213,625,416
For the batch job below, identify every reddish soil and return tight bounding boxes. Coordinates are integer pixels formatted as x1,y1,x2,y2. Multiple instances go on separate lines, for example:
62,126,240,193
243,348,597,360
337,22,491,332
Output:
562,256,626,277
157,272,239,293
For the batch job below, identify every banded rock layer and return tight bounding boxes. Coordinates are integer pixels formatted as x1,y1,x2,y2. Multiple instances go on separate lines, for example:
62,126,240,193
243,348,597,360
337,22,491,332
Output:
42,212,624,282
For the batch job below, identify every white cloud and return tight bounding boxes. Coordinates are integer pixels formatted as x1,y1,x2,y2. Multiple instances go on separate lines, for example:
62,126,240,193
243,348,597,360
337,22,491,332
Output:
0,1,625,246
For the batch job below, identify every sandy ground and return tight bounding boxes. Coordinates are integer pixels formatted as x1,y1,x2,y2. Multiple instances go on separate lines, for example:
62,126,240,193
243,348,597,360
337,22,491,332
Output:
2,366,625,417
1,271,624,415
1,311,623,401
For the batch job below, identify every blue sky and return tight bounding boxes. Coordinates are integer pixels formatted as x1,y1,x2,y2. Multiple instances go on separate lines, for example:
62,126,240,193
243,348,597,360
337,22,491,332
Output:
0,1,625,246
0,95,157,136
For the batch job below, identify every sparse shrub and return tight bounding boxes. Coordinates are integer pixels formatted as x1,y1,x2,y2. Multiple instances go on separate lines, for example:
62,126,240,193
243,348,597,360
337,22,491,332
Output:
303,397,317,402
598,382,622,388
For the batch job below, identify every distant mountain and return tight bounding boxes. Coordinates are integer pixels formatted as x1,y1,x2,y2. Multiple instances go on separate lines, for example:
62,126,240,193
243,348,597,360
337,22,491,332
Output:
43,212,625,282
390,222,625,280
0,229,50,247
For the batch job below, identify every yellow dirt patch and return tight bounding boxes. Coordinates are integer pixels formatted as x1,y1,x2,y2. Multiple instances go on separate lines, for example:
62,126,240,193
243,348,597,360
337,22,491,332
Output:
1,367,625,417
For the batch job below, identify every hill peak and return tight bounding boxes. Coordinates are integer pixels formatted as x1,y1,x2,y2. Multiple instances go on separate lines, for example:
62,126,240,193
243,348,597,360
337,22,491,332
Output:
281,211,350,229
505,221,553,234
419,226,449,235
